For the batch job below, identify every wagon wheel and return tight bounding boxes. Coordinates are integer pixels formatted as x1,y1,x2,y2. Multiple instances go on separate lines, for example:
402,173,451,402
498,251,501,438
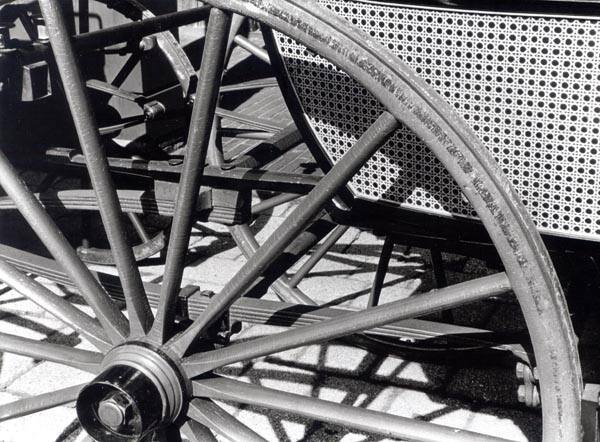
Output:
0,2,581,442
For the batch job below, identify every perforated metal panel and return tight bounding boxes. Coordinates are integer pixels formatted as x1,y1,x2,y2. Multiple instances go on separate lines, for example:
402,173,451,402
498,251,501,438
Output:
273,0,600,241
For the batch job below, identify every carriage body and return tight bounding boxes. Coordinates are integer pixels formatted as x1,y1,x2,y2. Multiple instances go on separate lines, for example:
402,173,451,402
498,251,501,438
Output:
266,0,600,247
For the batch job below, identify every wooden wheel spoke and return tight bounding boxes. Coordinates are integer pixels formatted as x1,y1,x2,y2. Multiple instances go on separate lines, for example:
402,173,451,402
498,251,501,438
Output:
188,398,267,442
0,258,110,350
288,224,349,287
0,332,103,373
0,384,85,423
168,112,399,356
181,419,217,442
183,272,511,376
192,377,512,442
0,151,128,343
39,0,152,338
148,7,233,344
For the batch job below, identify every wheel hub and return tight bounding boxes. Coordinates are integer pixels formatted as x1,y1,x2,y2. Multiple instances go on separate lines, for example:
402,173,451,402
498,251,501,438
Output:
76,343,187,441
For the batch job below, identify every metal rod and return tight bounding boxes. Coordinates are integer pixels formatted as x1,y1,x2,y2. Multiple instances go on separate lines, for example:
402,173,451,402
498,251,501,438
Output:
192,377,512,442
127,212,151,243
169,112,399,356
39,0,152,337
219,129,274,140
233,34,270,64
289,225,349,287
0,384,85,422
216,108,284,132
0,332,103,373
431,248,448,288
0,150,128,343
430,247,453,323
188,398,267,442
181,420,218,442
183,272,512,376
367,236,395,307
148,8,232,344
73,6,211,51
251,193,301,215
0,258,110,350
219,78,278,93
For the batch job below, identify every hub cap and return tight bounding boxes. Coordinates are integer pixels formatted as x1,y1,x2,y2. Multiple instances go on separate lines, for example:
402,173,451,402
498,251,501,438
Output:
76,343,186,441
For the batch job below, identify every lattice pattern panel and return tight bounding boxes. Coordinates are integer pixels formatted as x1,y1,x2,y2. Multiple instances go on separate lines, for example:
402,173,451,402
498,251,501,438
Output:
273,0,600,240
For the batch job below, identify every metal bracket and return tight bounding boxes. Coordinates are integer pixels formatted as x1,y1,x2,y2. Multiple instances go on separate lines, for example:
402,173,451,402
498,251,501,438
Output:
516,362,540,408
583,383,600,442
176,284,201,321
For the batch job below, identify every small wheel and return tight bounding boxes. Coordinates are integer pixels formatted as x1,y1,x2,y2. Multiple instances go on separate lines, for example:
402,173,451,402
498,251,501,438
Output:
0,2,581,442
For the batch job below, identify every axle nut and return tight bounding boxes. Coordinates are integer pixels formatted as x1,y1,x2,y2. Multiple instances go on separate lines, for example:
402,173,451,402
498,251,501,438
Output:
97,395,131,430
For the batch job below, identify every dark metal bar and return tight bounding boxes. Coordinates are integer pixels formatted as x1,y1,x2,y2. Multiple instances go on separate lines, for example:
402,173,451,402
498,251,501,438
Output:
39,0,152,337
188,398,267,442
219,78,278,93
86,79,142,102
216,108,284,132
183,272,512,376
181,420,218,442
431,248,448,288
289,225,349,287
251,193,301,215
127,212,151,243
78,0,89,34
367,236,395,307
0,151,128,343
219,129,274,140
45,148,319,194
0,258,110,350
169,112,399,356
0,332,103,373
148,8,232,344
430,248,453,322
99,115,146,135
111,52,142,88
0,384,84,422
233,34,270,64
192,377,512,442
73,7,211,51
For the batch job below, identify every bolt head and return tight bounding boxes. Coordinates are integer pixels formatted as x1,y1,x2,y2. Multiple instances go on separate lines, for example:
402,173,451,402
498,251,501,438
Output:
97,396,130,430
139,36,156,51
517,384,526,403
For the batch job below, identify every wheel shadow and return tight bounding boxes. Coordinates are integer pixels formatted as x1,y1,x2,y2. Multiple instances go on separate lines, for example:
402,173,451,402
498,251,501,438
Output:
216,333,540,441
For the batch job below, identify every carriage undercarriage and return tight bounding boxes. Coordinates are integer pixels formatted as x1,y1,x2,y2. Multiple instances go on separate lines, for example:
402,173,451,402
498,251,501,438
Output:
0,0,598,440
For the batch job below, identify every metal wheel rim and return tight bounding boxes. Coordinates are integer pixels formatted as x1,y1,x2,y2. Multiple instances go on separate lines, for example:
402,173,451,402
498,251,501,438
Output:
0,1,582,441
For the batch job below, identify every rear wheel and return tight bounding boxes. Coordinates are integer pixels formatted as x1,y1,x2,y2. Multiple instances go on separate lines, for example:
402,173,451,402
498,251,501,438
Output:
0,1,581,441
